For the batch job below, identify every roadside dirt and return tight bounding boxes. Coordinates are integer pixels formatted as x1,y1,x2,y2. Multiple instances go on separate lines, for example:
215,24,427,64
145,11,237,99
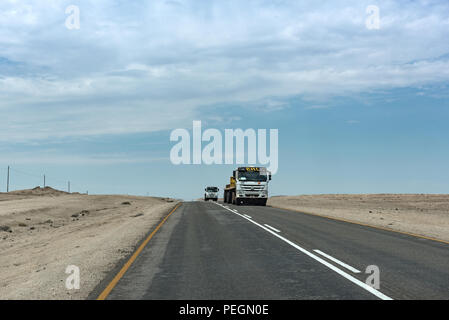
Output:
0,187,178,300
268,194,449,243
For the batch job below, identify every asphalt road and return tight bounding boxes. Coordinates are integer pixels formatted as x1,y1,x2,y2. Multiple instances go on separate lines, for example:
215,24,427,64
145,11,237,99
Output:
100,201,449,300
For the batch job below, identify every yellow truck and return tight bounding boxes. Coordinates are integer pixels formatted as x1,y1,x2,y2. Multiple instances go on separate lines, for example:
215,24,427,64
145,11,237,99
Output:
223,167,271,206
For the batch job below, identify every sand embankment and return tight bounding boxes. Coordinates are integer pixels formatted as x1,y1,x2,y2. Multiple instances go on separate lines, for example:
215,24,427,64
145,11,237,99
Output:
0,187,178,300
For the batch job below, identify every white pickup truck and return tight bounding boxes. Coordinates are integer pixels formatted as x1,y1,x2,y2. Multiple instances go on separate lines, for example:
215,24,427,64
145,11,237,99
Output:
204,186,219,202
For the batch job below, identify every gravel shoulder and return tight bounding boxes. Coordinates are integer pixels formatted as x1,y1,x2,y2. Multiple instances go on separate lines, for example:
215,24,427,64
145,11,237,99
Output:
268,194,449,243
0,188,179,300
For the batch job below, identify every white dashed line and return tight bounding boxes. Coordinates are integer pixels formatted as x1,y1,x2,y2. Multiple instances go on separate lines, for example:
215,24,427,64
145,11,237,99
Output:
264,224,281,233
213,202,392,300
313,250,361,273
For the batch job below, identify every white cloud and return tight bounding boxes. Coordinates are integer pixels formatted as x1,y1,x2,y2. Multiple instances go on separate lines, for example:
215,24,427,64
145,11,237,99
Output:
0,151,168,165
304,105,330,110
0,0,448,141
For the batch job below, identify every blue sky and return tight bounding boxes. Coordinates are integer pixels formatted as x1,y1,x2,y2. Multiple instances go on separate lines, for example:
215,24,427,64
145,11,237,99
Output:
1,0,449,200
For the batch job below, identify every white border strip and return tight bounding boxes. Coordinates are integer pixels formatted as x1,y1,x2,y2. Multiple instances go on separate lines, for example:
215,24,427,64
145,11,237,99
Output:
214,202,392,300
314,250,361,273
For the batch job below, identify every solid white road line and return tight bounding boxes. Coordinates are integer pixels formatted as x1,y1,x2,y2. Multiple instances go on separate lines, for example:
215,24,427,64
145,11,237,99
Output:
243,214,252,219
313,250,361,273
264,224,281,233
213,202,392,300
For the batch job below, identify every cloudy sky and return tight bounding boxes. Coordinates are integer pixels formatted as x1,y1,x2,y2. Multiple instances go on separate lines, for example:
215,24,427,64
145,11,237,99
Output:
1,0,449,199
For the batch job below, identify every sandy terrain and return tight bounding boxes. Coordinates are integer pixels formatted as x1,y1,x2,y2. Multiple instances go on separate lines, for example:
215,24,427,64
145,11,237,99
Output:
268,194,449,243
0,187,178,300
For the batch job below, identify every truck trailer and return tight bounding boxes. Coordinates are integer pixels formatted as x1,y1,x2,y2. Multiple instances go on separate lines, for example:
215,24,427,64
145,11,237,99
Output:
223,167,271,206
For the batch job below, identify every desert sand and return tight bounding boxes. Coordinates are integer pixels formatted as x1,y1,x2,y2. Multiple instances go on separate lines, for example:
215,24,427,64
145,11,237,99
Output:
268,194,449,243
0,187,178,300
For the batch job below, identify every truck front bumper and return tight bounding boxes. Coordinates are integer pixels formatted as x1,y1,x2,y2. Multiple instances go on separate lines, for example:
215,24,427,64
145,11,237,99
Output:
235,196,267,205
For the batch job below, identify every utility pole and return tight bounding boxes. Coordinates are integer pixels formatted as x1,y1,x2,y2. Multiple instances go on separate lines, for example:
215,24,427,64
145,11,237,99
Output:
43,175,46,188
6,166,10,193
68,181,70,193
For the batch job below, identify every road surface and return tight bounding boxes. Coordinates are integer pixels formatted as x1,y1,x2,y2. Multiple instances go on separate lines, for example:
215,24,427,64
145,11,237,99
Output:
94,201,449,300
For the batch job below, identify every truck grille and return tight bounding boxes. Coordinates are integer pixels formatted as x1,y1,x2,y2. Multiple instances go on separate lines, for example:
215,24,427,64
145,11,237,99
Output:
242,186,264,191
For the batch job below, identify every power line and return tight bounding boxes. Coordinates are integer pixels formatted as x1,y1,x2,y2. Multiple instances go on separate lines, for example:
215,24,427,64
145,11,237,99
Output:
10,168,42,180
4,166,87,194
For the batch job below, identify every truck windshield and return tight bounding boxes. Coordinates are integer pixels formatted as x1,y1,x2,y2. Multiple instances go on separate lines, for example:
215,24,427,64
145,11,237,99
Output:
238,171,267,182
206,187,218,192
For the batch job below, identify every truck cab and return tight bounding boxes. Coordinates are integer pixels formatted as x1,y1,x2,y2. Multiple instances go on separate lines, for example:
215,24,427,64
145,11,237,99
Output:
204,186,219,201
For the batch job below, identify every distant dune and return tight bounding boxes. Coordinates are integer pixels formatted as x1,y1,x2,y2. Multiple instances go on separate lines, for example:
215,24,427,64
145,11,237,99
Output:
7,186,70,196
